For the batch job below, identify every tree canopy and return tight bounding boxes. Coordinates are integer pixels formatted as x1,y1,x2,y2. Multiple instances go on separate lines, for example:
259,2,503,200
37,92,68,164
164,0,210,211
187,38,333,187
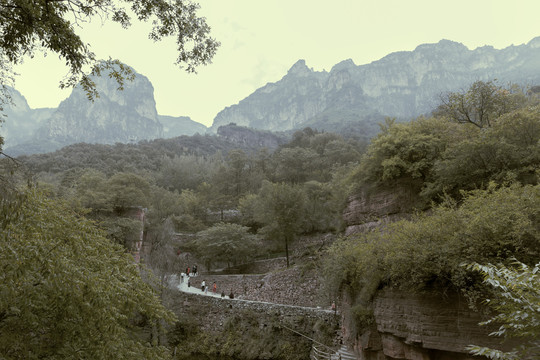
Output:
0,189,175,359
193,222,259,269
0,0,219,100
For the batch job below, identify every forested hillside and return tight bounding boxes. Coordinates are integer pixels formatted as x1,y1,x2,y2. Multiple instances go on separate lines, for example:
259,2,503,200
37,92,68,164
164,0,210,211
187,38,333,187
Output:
1,80,539,360
322,81,540,359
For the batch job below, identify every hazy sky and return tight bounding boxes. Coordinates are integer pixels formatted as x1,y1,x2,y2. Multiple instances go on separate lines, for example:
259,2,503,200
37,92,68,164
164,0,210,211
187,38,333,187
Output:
12,0,540,127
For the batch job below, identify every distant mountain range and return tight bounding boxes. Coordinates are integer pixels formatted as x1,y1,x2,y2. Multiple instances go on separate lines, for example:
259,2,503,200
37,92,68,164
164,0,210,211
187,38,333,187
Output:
210,37,540,134
1,70,206,156
2,37,539,155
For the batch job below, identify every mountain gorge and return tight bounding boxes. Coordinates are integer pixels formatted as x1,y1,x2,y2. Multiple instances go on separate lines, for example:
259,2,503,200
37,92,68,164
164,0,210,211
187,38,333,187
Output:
209,37,540,133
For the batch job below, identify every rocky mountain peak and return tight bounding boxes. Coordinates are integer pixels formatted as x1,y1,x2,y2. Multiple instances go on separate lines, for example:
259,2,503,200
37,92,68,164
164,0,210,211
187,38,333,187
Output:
287,59,311,76
3,87,31,114
528,36,540,48
330,58,356,72
418,39,467,50
210,37,540,133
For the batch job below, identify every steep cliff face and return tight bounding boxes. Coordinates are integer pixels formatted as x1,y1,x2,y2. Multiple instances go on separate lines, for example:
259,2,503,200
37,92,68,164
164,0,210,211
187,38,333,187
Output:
0,87,54,149
343,180,424,235
3,68,208,156
36,71,163,145
340,185,514,359
212,59,328,132
340,289,509,360
210,37,540,133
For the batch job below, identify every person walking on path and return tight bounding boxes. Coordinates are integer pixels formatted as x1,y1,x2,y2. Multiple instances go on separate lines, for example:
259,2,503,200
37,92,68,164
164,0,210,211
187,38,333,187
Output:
186,267,190,277
201,280,206,292
212,282,217,294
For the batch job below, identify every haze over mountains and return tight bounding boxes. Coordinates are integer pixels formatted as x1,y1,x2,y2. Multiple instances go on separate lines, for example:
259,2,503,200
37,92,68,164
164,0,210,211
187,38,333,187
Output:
210,37,540,133
1,72,206,155
2,37,539,155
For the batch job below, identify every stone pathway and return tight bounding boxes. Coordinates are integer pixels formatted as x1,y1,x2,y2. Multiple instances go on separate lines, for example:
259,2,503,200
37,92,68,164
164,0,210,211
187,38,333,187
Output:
170,274,334,314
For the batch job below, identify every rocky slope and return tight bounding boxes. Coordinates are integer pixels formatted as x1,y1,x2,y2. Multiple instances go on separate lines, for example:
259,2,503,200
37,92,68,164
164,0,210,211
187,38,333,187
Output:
210,37,540,134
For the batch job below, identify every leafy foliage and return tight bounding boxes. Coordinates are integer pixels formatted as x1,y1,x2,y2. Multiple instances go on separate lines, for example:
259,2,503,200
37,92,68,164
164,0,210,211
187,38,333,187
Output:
435,81,527,128
0,0,219,100
350,101,539,202
0,189,175,359
466,260,540,360
253,181,307,267
322,183,540,337
193,223,260,269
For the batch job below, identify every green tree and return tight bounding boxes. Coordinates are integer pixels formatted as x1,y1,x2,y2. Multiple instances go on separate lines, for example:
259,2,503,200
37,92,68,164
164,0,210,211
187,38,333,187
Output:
173,188,207,232
353,116,464,189
466,260,540,360
273,147,318,184
194,222,259,269
254,181,306,267
0,189,175,359
74,168,111,212
107,172,151,214
426,105,540,198
0,0,219,100
435,80,526,128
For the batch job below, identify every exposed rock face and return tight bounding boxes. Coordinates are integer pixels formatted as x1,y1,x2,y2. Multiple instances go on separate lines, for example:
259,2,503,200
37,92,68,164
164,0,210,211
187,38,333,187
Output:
211,59,328,132
210,37,540,133
350,290,506,360
36,70,163,145
342,182,510,359
343,180,424,235
2,68,207,156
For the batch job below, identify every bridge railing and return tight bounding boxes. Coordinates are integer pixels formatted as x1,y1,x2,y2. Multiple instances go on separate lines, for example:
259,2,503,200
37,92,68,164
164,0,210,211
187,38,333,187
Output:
310,343,335,360
281,324,338,360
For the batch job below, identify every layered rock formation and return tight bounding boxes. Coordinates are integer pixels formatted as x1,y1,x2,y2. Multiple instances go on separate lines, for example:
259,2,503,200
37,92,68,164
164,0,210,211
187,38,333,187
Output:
210,37,540,134
343,180,424,235
341,182,512,359
344,290,507,360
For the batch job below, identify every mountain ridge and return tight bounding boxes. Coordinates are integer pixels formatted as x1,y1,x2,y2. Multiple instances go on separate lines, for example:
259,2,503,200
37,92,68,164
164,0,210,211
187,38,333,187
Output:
209,37,540,133
1,69,207,156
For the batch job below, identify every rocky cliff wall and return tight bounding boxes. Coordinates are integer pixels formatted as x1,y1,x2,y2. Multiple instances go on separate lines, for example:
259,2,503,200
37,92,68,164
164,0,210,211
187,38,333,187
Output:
343,289,507,360
343,180,424,235
341,184,508,359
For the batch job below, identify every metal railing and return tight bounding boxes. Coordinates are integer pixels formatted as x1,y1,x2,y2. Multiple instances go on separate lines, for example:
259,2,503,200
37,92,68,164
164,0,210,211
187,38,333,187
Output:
280,324,338,360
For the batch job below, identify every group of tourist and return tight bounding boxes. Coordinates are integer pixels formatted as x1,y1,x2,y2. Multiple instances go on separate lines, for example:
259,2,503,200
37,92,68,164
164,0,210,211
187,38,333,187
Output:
179,265,235,299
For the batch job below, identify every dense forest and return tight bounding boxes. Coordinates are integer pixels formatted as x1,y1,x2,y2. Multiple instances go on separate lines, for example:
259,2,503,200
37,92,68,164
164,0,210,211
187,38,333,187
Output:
1,80,539,359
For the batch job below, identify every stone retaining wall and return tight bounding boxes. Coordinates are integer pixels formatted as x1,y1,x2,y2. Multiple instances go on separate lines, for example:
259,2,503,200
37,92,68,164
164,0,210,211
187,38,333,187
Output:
185,264,326,308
